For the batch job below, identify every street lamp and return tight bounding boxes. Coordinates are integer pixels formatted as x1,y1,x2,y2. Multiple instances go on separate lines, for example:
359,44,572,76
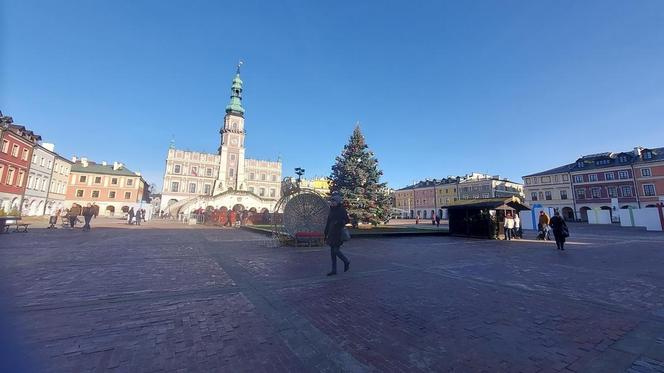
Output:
294,167,305,185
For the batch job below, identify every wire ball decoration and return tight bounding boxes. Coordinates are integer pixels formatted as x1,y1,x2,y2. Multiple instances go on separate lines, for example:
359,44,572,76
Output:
283,192,329,236
271,178,329,244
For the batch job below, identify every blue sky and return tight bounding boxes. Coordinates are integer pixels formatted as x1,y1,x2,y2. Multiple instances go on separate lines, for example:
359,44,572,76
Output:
2,0,663,190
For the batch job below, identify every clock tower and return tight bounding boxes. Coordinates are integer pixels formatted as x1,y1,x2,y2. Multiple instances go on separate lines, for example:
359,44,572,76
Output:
214,64,247,195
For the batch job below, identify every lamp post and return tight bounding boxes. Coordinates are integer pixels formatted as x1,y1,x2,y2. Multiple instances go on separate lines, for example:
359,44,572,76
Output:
294,167,305,186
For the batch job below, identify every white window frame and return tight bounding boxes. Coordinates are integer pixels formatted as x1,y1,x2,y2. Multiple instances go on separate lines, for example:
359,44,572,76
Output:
641,168,652,177
643,184,656,197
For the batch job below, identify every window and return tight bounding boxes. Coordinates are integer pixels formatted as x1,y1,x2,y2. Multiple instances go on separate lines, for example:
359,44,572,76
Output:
560,190,568,200
109,191,116,199
94,176,102,184
573,175,583,183
554,175,559,182
618,156,628,163
595,159,610,166
230,154,235,161
188,183,196,193
22,148,29,160
206,168,212,177
538,192,544,201
6,167,15,184
170,181,179,192
562,174,569,181
591,188,601,198
249,173,255,180
525,178,531,185
40,157,45,167
271,175,277,182
32,154,36,163
76,189,84,197
643,184,656,196
124,192,132,199
17,171,25,187
111,177,118,185
608,187,618,198
605,172,615,180
259,187,265,196
576,188,586,199
641,168,652,177
191,166,198,176
248,186,254,193
204,184,211,195
173,164,181,174
541,176,551,183
126,179,134,186
48,160,52,169
92,190,100,198
576,161,584,168
618,171,629,179
545,191,552,200
261,173,266,181
229,168,234,177
11,144,19,157
589,174,598,182
644,151,653,160
270,188,276,197
79,175,87,183
621,186,633,197
1,140,8,153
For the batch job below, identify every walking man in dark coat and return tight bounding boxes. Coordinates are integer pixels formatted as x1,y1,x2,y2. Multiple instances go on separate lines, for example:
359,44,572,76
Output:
549,210,569,250
82,203,94,231
324,194,350,276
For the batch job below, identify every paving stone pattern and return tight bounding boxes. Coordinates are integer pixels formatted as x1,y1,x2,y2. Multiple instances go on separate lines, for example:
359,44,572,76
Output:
1,219,664,372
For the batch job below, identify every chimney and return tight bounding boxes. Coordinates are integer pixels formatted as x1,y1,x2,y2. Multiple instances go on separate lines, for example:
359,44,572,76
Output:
42,142,55,152
71,156,78,163
113,162,123,171
81,157,88,167
634,147,643,157
101,161,107,166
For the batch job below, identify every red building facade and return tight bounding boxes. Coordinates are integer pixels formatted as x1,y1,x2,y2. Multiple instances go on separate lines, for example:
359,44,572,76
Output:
0,119,41,212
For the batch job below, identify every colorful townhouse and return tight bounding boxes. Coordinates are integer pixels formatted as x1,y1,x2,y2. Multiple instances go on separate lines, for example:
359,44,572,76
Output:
632,147,664,207
523,165,575,220
66,157,149,216
0,117,41,213
523,146,664,222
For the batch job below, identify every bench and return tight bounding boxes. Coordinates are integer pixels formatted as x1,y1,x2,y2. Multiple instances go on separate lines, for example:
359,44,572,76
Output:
13,223,30,233
2,222,30,233
294,232,324,247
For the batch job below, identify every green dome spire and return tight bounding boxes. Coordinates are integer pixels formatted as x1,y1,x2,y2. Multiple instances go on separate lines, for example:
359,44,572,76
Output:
225,61,245,115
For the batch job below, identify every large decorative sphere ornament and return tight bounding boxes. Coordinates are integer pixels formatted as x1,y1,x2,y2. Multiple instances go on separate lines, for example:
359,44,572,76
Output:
282,192,329,236
271,177,330,245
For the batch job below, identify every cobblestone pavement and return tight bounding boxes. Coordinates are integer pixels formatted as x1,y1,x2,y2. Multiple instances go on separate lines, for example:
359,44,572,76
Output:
1,218,664,372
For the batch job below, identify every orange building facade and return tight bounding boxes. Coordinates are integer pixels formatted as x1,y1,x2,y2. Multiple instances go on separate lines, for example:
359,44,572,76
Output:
65,157,149,216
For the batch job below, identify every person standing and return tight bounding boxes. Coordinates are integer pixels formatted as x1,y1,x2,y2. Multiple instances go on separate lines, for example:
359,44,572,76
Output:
48,209,60,229
82,203,94,231
514,213,521,239
549,210,569,250
431,211,436,226
135,209,141,226
324,194,350,276
435,213,441,227
128,208,135,225
538,211,550,240
504,212,515,240
68,207,79,229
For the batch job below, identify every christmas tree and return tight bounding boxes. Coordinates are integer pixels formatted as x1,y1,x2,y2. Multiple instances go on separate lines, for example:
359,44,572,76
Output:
329,125,390,226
